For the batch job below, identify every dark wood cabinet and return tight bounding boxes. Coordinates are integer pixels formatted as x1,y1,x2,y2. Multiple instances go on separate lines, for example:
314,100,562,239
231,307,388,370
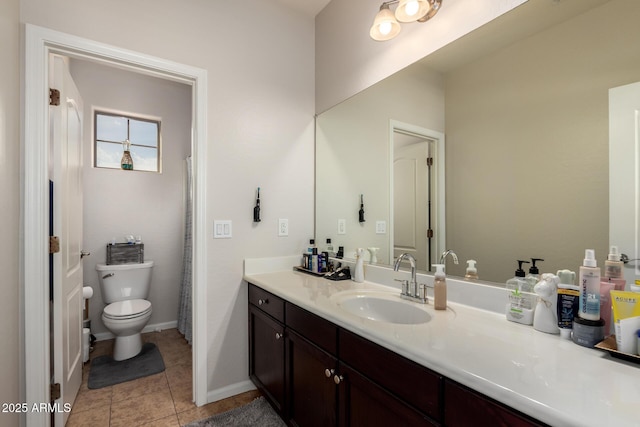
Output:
444,379,545,427
248,283,545,427
286,329,338,427
248,305,285,413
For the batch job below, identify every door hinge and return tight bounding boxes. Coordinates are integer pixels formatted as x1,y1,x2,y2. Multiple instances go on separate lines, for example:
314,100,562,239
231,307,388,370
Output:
427,229,434,238
50,383,61,401
49,88,60,106
49,236,60,254
426,157,433,166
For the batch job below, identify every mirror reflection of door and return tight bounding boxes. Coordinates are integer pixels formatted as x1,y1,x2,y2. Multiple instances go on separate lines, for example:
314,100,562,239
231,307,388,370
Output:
393,130,436,271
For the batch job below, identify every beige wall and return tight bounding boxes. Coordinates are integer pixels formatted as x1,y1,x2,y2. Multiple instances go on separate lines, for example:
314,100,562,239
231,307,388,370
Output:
445,0,640,280
20,0,314,403
0,0,20,424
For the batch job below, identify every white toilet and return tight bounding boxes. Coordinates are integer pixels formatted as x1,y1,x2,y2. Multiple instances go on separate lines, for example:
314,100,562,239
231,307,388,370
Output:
96,261,154,361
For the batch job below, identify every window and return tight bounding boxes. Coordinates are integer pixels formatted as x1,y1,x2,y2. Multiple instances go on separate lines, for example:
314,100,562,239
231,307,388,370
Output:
94,111,161,172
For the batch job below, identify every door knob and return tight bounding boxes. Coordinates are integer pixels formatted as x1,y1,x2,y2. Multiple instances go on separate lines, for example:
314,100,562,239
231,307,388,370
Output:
80,250,91,259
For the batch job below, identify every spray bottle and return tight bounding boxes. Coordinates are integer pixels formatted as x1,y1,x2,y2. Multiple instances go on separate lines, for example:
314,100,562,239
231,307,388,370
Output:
578,249,601,321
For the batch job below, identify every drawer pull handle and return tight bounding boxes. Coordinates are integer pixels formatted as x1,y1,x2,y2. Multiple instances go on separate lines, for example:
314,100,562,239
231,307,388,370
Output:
275,332,282,340
258,298,268,306
333,374,344,385
324,368,334,378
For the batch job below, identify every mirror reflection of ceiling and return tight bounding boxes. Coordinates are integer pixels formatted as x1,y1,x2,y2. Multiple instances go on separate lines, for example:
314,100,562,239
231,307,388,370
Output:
315,0,640,284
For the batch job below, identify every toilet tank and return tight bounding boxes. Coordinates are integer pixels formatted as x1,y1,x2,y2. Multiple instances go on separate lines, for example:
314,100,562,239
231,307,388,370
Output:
96,260,154,304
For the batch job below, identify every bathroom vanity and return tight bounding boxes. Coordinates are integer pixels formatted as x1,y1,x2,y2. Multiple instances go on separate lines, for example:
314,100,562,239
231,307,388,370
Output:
244,258,639,427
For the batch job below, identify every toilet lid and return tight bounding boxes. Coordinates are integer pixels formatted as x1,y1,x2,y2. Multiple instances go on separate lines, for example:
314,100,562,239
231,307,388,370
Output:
104,299,151,319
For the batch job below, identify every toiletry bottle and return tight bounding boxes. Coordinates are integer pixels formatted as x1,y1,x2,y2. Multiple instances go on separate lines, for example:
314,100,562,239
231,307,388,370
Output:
308,239,316,254
605,245,624,279
579,249,601,321
506,260,535,325
525,258,544,288
353,248,365,283
311,248,319,273
326,238,334,256
433,264,447,310
556,269,579,339
464,260,478,280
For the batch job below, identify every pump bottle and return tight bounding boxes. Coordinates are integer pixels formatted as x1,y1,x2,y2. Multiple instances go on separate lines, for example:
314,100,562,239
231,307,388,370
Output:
432,264,447,310
464,260,478,280
604,246,623,279
578,249,601,321
506,260,535,325
525,258,544,288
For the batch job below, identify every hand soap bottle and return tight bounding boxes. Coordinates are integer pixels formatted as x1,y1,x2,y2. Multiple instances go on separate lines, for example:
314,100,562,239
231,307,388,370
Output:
464,260,478,280
353,248,365,283
525,258,544,288
432,264,447,310
506,260,535,325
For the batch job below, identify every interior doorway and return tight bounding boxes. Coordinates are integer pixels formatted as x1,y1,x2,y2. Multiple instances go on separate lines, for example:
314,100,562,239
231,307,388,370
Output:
23,24,208,426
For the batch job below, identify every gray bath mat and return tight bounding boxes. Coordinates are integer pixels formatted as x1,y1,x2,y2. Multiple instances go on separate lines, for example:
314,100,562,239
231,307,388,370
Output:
88,342,165,389
185,397,286,427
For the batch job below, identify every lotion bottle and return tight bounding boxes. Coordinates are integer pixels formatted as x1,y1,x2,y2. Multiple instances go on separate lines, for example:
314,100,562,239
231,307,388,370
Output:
579,249,601,321
506,260,535,325
433,264,447,310
525,258,544,288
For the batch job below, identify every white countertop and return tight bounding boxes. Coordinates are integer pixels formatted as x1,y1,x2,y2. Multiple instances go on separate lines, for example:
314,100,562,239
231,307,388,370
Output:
244,257,640,427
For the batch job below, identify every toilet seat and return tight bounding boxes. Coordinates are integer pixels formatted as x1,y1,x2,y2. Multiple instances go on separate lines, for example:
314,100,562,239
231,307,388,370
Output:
103,299,152,320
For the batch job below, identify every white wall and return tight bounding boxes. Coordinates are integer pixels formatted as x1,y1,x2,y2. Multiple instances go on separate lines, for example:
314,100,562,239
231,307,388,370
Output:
1,0,21,425
315,0,526,113
70,59,192,336
21,0,315,398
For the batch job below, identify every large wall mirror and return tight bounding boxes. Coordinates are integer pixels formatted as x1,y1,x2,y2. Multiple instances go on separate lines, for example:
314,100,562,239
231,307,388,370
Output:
315,0,640,284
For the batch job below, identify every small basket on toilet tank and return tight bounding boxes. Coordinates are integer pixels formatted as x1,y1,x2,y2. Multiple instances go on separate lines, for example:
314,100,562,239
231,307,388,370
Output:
106,243,144,265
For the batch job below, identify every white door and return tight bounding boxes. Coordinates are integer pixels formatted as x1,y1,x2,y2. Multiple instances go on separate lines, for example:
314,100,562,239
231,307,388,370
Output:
393,132,431,271
609,81,640,288
50,54,84,426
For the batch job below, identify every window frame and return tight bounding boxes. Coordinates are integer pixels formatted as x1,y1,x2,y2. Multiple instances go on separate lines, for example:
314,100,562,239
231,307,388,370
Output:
93,109,162,173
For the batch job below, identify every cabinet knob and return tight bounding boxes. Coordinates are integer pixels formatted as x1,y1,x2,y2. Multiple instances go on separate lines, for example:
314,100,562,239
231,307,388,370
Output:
258,298,268,306
275,332,282,340
324,368,335,378
333,374,344,385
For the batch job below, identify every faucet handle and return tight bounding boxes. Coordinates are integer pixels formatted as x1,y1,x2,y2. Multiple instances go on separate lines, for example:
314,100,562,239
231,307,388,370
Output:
418,284,429,302
394,278,409,295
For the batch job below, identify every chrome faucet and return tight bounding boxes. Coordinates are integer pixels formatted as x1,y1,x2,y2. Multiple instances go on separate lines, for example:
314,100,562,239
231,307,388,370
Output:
439,249,459,266
393,253,427,304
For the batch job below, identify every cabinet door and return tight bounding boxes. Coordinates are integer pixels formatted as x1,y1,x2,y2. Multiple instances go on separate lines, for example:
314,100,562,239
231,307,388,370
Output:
444,380,544,427
287,329,338,427
249,305,285,412
337,362,438,427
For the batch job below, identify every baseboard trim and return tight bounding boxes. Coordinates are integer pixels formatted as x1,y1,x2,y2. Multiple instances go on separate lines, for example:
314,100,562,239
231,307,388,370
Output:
93,320,179,342
206,380,257,404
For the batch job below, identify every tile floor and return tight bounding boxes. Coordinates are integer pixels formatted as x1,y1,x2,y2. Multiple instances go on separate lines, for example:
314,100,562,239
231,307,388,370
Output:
67,328,261,426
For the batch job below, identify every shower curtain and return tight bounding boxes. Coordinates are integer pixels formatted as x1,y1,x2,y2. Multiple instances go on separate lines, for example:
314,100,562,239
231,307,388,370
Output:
178,156,193,344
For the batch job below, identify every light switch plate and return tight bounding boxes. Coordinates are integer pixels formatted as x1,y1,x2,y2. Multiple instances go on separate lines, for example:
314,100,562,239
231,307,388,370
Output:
338,219,346,235
375,220,387,234
214,220,232,238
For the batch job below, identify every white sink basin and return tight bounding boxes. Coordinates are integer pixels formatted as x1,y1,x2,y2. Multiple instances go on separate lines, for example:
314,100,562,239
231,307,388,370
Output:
331,290,432,325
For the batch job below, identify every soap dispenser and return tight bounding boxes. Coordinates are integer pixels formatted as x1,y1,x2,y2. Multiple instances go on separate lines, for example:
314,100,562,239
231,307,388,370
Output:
433,264,447,310
525,258,544,288
353,248,365,283
464,260,478,280
506,260,536,325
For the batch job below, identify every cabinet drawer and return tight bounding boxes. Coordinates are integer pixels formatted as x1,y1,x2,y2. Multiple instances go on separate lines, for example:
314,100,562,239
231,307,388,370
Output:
339,328,443,422
444,380,545,427
248,283,285,323
286,303,338,355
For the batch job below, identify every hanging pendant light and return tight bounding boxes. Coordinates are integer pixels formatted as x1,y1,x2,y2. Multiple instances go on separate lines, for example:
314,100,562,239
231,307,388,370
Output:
370,3,401,41
395,0,430,23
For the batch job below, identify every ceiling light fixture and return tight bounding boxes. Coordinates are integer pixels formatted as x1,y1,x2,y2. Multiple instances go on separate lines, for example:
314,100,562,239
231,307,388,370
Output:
370,0,443,41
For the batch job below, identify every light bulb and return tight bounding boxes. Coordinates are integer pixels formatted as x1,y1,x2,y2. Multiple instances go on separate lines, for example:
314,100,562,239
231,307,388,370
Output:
379,22,392,36
405,1,419,17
